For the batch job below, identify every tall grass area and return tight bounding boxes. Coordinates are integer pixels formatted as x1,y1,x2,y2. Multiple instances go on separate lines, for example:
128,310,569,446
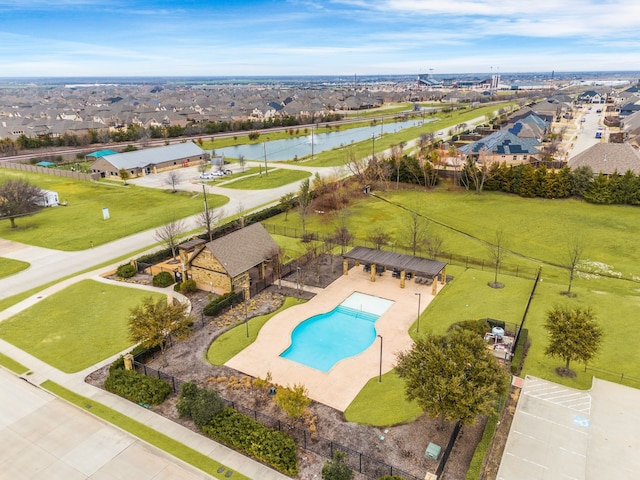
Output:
0,280,163,372
0,170,227,250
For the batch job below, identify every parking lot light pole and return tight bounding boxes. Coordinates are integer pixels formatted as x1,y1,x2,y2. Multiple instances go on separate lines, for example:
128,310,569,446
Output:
415,292,421,333
244,293,249,338
377,334,383,382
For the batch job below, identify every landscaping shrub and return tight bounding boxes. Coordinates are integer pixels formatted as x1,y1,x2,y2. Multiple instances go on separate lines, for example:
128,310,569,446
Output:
449,319,489,337
202,407,298,476
104,368,171,405
176,279,197,293
136,247,173,265
176,382,224,428
202,291,243,317
152,271,175,287
116,263,136,278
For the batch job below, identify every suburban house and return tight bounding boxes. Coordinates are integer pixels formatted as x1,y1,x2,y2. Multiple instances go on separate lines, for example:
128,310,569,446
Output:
458,130,541,165
89,142,208,178
578,90,606,104
178,223,280,297
568,143,640,175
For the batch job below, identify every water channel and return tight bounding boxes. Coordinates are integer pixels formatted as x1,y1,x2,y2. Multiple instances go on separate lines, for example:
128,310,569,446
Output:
215,117,437,162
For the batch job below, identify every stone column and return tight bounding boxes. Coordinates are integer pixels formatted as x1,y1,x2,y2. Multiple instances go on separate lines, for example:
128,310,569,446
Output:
400,270,406,288
431,279,437,295
441,267,446,284
124,353,134,371
370,263,376,282
343,258,349,276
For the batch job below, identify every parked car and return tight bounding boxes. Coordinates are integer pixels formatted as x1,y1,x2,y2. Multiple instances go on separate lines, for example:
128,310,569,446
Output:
199,172,215,180
211,169,232,177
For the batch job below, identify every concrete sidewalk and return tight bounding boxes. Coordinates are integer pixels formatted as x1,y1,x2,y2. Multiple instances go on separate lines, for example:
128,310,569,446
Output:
0,270,292,480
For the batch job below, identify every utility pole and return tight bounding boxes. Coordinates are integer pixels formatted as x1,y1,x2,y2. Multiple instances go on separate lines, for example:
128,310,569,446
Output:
311,126,314,161
202,184,211,241
263,143,268,176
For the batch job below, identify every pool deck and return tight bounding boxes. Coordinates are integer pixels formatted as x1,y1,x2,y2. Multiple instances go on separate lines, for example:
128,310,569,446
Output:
225,267,442,411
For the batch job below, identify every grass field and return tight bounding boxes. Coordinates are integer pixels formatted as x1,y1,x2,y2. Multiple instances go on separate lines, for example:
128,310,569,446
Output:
0,170,228,250
265,187,640,389
218,168,311,190
0,257,30,278
0,280,163,373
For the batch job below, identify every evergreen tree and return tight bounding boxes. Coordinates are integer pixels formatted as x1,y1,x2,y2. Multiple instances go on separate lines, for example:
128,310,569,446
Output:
544,305,603,373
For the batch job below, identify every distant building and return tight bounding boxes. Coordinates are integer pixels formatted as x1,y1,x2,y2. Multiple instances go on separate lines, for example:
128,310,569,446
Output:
89,142,208,178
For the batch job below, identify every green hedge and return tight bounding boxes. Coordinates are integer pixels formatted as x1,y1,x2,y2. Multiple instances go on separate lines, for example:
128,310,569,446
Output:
202,291,243,317
202,407,298,476
153,271,175,287
104,368,172,405
136,247,174,265
116,263,137,278
176,382,224,428
175,279,197,293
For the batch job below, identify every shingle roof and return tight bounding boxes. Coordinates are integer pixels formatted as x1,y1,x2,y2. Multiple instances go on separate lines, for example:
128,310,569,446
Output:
95,142,204,170
458,130,540,155
569,143,640,175
204,223,279,278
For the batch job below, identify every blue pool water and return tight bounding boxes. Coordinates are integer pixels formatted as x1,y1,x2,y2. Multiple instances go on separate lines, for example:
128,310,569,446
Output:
280,292,393,372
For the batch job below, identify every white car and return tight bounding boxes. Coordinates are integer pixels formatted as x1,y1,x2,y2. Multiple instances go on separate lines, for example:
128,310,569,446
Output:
199,172,215,180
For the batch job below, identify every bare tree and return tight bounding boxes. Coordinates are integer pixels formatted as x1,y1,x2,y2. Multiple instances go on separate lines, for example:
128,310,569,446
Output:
297,178,313,235
333,208,353,255
0,178,45,228
368,227,390,250
155,218,187,259
198,207,225,242
198,162,209,174
238,154,246,172
235,201,247,228
488,228,508,288
344,149,368,187
565,233,584,297
269,246,285,289
403,209,428,256
322,233,337,273
426,234,444,259
164,170,182,193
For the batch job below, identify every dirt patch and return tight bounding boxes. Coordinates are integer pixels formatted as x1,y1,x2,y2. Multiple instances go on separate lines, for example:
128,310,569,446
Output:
87,254,490,480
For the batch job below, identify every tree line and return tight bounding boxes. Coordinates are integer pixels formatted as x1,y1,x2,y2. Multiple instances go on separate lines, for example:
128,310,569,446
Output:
365,150,640,206
3,113,343,152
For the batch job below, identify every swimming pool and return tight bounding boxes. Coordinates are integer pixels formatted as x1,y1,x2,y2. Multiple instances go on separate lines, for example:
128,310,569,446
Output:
280,292,394,372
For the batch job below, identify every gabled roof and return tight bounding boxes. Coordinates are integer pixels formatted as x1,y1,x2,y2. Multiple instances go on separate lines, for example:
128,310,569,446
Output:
93,142,204,170
458,130,540,156
202,223,279,278
568,143,640,175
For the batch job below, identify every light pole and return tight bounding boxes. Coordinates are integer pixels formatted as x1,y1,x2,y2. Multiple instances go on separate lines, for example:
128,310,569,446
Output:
415,292,421,333
244,292,249,338
371,133,376,160
296,266,301,294
377,334,383,383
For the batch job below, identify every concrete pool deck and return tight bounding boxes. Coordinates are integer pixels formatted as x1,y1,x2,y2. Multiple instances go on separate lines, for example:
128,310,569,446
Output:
225,267,443,411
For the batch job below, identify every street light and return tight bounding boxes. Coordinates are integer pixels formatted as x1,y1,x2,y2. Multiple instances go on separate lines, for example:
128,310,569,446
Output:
377,334,383,383
296,266,301,294
244,292,249,338
415,292,421,333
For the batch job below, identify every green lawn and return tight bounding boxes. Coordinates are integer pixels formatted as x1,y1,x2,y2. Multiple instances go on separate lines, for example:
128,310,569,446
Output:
207,297,306,365
0,170,228,250
0,257,30,278
344,370,422,426
0,352,29,374
218,168,311,190
42,381,248,480
265,187,640,389
0,280,163,373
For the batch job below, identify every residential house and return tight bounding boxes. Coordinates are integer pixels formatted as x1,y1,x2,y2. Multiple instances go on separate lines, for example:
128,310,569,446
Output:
458,130,541,165
568,143,640,175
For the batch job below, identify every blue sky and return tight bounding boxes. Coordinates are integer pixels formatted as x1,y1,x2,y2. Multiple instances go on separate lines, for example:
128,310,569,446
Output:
1,0,639,77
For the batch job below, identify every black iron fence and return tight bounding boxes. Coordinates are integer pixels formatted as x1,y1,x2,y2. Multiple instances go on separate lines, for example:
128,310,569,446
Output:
130,360,457,480
262,223,540,281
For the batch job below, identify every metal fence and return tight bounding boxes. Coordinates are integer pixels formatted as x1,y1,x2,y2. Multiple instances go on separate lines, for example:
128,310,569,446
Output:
263,223,540,281
1,161,100,180
130,360,449,480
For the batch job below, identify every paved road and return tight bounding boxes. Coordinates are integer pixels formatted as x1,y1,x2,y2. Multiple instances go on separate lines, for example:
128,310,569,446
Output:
566,105,606,159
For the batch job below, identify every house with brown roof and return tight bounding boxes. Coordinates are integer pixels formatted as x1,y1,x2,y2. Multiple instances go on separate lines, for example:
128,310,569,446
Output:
178,223,280,297
568,143,640,175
